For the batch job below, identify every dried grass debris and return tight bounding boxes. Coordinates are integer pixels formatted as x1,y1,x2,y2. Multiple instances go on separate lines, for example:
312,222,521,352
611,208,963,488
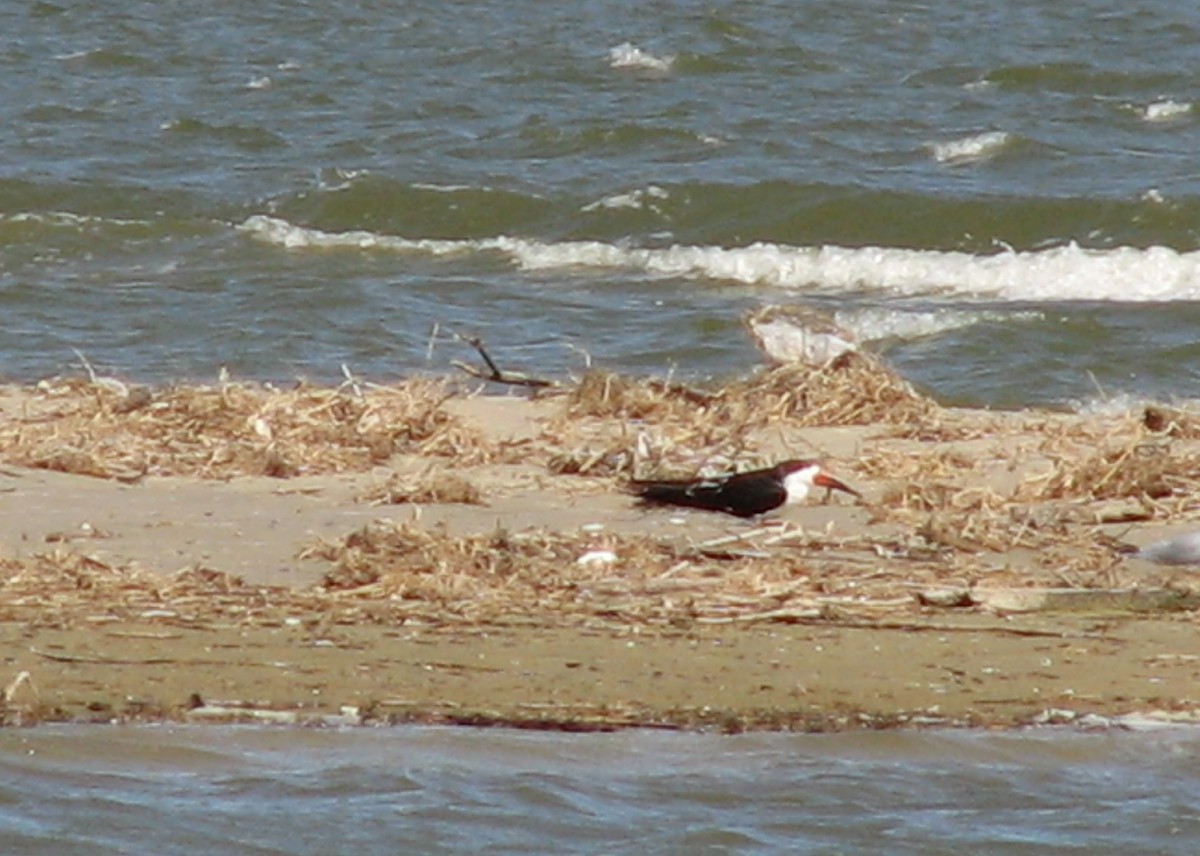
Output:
719,354,934,428
0,376,497,481
1019,436,1200,506
303,518,1049,626
359,470,485,506
565,370,716,421
565,356,933,430
1143,404,1200,438
547,356,936,481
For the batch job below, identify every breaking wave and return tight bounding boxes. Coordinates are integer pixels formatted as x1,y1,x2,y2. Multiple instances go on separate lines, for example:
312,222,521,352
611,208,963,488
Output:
608,42,674,73
239,215,1200,303
929,130,1014,164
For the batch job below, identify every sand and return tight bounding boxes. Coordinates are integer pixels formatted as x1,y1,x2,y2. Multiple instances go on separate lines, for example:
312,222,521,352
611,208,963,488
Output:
2,371,1199,731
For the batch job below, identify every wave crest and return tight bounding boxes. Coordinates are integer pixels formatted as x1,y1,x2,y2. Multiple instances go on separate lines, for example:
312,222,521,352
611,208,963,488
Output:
238,216,1200,302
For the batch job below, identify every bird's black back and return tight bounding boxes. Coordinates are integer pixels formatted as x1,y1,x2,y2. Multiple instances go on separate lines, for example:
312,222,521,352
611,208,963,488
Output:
631,470,786,517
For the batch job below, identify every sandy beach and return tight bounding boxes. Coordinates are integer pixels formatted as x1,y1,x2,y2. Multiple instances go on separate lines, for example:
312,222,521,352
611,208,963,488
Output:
2,361,1199,731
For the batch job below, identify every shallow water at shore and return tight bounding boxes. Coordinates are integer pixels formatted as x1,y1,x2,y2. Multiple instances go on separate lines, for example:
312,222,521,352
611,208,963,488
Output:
3,726,1199,854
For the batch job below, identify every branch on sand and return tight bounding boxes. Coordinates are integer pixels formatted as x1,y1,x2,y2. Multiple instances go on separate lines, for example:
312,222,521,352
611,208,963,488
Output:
449,331,559,390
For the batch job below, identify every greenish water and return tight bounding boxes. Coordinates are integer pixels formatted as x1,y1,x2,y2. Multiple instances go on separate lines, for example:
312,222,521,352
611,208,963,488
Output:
4,0,1200,406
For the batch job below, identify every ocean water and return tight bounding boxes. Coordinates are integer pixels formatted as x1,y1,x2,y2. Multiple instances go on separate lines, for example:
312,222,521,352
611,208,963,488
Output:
6,6,1200,848
2,726,1200,855
3,0,1200,407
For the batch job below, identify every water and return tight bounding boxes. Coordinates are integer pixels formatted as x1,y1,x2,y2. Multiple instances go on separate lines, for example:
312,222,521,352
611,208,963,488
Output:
3,1,1200,406
2,726,1199,854
7,8,1200,848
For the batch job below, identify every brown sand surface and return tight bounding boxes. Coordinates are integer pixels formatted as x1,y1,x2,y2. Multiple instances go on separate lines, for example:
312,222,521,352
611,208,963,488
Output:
1,370,1200,731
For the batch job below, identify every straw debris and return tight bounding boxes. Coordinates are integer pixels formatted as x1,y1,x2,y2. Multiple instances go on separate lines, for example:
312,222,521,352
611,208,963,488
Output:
853,418,1200,563
1142,403,1200,438
300,517,1140,627
0,353,932,485
0,506,1183,639
1019,436,1200,505
546,356,936,479
566,355,932,430
308,519,851,624
719,354,934,427
359,470,485,506
0,376,498,480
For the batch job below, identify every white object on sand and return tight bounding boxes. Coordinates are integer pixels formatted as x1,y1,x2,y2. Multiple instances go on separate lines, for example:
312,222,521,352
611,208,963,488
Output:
1133,531,1200,566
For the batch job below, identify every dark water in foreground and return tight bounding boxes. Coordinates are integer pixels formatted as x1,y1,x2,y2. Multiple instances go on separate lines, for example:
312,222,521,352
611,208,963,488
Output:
2,726,1199,855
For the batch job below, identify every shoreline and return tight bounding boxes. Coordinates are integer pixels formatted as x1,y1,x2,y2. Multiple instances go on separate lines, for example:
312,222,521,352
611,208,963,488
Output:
1,369,1199,732
8,612,1200,733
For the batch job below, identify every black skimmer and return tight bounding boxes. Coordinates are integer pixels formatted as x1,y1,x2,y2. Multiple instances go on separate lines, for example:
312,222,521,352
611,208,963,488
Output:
629,459,861,518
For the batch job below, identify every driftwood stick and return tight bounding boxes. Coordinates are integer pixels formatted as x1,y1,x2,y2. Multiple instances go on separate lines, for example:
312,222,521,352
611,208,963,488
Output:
471,336,503,378
450,332,559,389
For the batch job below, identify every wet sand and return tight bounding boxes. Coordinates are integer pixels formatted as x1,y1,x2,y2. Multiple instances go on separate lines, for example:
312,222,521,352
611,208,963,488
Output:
7,612,1200,731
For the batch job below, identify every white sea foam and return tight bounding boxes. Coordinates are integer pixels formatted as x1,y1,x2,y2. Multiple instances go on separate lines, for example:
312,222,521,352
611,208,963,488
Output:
608,42,673,72
580,185,669,212
1072,392,1149,418
1142,100,1192,122
930,130,1011,164
1073,388,1200,418
238,216,1200,302
412,182,497,194
238,215,469,254
836,307,1043,343
316,168,370,192
504,239,1200,302
3,211,151,229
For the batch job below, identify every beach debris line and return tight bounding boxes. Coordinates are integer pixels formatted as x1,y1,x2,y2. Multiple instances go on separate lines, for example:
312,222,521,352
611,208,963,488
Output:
4,348,1199,585
303,518,949,625
0,517,1188,644
0,507,1197,663
0,374,504,480
561,355,929,428
0,323,933,485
